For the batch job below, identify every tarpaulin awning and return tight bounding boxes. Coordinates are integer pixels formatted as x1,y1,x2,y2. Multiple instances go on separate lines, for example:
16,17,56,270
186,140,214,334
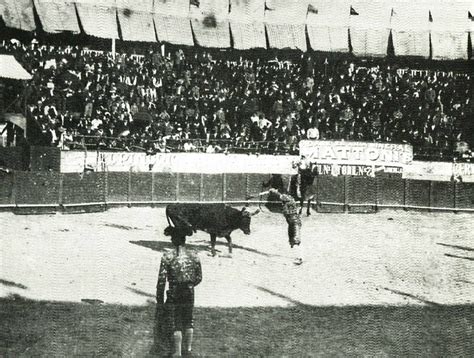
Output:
390,4,431,58
190,0,231,48
429,3,471,60
229,0,266,50
154,0,194,46
116,0,156,42
265,0,307,51
349,1,392,57
33,0,80,33
0,0,36,31
4,113,27,130
75,0,119,39
0,55,32,80
306,0,349,53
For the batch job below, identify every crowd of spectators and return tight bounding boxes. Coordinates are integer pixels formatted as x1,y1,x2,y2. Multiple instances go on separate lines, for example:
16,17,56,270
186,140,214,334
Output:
1,38,472,159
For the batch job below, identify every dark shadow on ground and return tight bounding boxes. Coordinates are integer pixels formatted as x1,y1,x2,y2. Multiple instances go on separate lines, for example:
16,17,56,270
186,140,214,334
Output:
104,223,142,231
437,243,474,252
382,288,441,306
454,279,474,285
129,240,209,253
126,287,155,299
254,285,305,306
0,279,27,290
444,253,474,261
129,240,285,258
1,295,473,357
229,243,287,258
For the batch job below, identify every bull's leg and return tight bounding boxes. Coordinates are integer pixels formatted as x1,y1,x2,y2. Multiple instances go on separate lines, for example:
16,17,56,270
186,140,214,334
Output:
225,235,233,255
299,198,303,215
210,234,217,257
307,198,312,216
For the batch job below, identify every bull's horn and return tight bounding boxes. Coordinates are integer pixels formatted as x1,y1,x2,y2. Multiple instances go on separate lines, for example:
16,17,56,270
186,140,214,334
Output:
251,209,260,216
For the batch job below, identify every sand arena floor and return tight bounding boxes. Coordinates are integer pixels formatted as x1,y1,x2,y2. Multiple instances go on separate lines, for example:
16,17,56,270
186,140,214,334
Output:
1,207,473,307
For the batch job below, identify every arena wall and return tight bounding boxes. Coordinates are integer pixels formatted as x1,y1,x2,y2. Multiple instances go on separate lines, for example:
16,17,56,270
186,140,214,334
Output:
0,171,472,213
0,146,28,171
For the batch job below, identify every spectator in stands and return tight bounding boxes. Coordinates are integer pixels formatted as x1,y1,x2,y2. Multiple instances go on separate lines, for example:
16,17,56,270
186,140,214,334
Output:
1,39,472,160
306,125,320,140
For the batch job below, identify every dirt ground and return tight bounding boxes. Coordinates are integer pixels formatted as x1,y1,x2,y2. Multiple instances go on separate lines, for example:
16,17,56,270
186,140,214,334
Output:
1,207,473,308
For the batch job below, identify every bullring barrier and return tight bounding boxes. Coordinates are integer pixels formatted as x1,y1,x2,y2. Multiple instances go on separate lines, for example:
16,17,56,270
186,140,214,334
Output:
0,171,472,214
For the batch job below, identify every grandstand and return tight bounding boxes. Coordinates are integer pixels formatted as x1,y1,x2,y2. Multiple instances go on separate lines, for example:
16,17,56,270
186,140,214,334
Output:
0,0,472,161
1,2,474,357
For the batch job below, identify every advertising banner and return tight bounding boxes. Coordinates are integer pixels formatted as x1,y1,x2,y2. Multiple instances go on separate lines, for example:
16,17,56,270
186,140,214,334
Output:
60,148,473,182
60,151,298,174
403,161,474,183
300,140,413,165
299,140,413,177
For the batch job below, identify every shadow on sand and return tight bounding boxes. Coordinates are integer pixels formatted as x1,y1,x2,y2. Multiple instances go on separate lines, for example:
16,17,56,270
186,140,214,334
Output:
1,293,473,357
129,240,286,259
0,279,28,290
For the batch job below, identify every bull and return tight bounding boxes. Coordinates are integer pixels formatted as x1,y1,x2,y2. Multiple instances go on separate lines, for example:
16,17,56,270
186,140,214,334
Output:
165,203,259,256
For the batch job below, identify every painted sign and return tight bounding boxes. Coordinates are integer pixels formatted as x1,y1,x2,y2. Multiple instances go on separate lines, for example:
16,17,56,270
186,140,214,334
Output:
299,140,413,167
313,163,403,177
403,161,474,182
60,151,298,174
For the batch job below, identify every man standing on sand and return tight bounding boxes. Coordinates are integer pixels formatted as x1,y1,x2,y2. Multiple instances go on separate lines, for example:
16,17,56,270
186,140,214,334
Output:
156,226,202,357
260,188,303,265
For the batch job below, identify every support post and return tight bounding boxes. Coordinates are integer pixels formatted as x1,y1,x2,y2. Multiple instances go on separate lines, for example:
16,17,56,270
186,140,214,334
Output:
453,181,457,210
59,173,63,207
343,176,349,212
151,172,155,203
176,173,180,202
128,168,132,206
428,181,433,210
104,171,108,206
11,170,17,206
403,179,407,210
222,173,226,202
112,38,116,59
199,173,204,202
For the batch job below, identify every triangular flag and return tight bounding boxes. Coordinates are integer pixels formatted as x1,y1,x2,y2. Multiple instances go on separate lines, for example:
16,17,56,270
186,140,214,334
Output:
429,10,433,22
391,8,397,17
350,6,359,16
190,0,200,7
308,4,318,15
469,11,474,20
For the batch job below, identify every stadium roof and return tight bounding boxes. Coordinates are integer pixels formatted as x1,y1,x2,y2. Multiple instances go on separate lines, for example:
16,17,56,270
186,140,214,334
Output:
0,0,473,58
0,55,32,80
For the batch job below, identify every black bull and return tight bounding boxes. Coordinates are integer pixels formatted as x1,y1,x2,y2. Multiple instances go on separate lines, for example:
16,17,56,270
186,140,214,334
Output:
165,203,259,256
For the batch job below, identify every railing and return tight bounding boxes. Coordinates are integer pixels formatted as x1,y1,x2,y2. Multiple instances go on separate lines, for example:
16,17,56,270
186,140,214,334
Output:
66,135,471,162
67,136,299,155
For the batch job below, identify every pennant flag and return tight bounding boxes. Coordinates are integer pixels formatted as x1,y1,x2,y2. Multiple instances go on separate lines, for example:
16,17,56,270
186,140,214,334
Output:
391,8,396,17
190,0,200,7
469,11,473,21
308,4,318,15
429,10,433,22
350,6,359,16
